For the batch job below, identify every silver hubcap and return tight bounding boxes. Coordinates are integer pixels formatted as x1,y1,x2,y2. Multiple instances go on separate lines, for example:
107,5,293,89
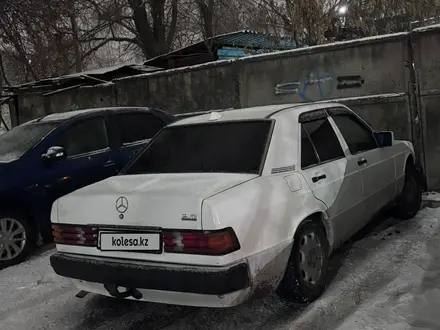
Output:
0,218,26,261
299,232,323,286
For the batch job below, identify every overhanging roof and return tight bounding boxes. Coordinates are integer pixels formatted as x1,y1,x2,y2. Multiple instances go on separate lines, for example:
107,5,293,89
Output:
4,63,162,94
144,30,298,67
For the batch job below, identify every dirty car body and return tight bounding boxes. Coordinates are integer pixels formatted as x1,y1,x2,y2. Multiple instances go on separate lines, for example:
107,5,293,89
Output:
50,103,421,307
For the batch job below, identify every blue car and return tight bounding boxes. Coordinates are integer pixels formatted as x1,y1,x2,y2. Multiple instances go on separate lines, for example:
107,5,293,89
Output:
0,107,176,267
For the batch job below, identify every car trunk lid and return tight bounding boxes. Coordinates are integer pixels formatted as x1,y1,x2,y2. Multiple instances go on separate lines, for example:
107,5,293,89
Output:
55,173,257,230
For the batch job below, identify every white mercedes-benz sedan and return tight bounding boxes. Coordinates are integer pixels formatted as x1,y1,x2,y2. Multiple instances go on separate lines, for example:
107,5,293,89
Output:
49,102,423,308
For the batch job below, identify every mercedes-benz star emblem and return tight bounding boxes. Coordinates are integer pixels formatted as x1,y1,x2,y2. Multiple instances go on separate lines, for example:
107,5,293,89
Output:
116,196,129,214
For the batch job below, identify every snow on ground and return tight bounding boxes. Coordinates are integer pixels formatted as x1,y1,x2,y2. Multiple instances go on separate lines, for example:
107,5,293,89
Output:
335,207,440,330
1,207,440,330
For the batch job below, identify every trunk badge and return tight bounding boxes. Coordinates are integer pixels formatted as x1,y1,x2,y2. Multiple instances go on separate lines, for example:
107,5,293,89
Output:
181,214,197,221
116,196,129,217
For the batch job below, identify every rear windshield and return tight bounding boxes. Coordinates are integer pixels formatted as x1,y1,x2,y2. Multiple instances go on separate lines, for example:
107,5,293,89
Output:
0,121,59,162
123,120,272,175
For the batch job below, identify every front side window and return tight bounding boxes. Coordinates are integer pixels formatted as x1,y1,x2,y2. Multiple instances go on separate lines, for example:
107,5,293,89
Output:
124,120,272,175
0,121,60,162
302,118,345,164
331,113,377,154
117,113,165,144
55,117,109,157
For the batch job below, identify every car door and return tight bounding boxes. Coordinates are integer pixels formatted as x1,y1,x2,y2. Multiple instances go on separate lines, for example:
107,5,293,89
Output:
328,107,396,220
112,111,167,171
299,110,365,245
46,115,118,200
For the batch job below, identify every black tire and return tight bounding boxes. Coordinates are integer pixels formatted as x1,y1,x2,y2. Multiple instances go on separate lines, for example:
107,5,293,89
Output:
0,211,36,268
392,162,422,220
277,219,330,303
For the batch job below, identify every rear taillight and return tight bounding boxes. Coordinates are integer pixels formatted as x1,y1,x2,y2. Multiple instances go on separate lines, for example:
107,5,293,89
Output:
162,227,240,255
52,224,98,246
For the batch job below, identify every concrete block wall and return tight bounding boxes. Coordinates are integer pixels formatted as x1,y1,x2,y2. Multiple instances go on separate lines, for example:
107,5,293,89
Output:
15,93,46,125
412,25,440,189
46,84,115,114
114,61,241,114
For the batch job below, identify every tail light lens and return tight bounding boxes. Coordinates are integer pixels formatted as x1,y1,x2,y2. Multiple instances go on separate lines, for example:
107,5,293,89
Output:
162,227,240,255
51,224,240,255
52,224,98,246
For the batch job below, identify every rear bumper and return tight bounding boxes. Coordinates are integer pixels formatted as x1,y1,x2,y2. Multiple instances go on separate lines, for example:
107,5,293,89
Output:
50,252,251,295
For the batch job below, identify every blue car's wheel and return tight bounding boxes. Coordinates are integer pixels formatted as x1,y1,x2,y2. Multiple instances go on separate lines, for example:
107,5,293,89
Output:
0,212,36,268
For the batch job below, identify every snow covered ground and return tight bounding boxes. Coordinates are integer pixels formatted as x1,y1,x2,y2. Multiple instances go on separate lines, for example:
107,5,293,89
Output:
1,207,440,330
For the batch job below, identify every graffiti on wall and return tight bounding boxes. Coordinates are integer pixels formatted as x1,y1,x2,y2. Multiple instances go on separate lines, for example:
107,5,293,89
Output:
337,75,365,89
274,82,300,95
274,63,365,102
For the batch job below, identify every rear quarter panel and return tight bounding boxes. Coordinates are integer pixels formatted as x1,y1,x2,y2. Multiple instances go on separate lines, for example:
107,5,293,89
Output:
393,140,415,176
202,174,327,265
392,140,416,196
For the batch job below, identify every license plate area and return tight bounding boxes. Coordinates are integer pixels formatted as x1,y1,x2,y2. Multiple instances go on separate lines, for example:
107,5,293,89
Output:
98,230,162,253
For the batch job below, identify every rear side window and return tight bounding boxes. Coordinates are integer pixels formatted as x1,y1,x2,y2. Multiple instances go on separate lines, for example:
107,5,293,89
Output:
301,126,319,168
331,114,377,154
302,118,344,165
56,117,109,157
117,113,165,144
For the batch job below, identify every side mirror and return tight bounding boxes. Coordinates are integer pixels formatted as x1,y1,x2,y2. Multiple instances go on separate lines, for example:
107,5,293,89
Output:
374,131,394,148
41,146,66,162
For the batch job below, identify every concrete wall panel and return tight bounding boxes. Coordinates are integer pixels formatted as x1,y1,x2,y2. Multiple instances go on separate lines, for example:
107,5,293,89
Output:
238,33,410,107
115,62,239,114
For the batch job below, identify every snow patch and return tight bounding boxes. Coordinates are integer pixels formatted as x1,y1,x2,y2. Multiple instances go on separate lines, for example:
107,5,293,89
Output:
80,82,115,89
115,59,235,81
174,108,233,118
236,32,408,62
334,207,440,329
315,93,406,104
422,191,440,202
412,23,440,33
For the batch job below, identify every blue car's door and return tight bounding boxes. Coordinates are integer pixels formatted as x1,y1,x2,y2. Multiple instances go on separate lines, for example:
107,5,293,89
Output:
110,111,168,170
43,114,118,201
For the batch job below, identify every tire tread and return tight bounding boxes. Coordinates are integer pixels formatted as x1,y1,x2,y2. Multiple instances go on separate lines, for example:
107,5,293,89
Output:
277,219,329,303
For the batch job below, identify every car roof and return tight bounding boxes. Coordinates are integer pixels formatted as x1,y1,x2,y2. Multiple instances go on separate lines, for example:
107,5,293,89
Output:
169,102,344,126
28,106,163,124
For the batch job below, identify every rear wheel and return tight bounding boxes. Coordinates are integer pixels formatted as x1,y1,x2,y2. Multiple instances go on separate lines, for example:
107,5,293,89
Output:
277,219,329,303
0,212,36,268
392,163,422,220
